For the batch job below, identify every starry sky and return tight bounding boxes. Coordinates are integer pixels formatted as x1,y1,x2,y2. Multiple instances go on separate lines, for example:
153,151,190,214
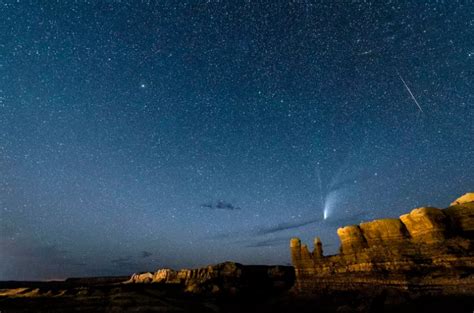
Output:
1,0,473,280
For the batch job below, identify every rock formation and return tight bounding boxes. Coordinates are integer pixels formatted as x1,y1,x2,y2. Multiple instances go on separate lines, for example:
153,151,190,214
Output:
126,261,294,295
291,193,474,295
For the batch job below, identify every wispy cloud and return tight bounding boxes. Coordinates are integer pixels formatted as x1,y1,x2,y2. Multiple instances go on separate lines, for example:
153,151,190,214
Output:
245,237,290,248
204,217,321,242
323,212,372,227
256,217,320,235
201,200,241,211
141,251,152,258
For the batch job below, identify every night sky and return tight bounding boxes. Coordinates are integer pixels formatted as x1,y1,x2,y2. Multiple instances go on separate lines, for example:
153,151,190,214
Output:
1,1,473,280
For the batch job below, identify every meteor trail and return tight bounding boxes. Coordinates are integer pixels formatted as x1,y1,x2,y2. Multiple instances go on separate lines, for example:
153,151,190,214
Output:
397,70,424,113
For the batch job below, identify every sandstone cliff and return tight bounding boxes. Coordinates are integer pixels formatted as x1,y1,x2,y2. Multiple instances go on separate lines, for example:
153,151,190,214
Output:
126,261,294,295
291,193,474,295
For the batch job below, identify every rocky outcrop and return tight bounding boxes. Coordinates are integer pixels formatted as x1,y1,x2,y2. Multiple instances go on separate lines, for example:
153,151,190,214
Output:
446,194,474,237
126,261,294,295
337,225,367,253
127,272,154,283
359,218,409,246
291,193,474,295
451,193,474,205
400,207,448,243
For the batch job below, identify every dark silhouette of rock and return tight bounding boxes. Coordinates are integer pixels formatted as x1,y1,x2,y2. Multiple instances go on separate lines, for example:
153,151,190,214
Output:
291,193,474,295
64,276,130,285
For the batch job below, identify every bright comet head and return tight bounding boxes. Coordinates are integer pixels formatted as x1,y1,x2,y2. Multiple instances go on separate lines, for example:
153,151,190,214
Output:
322,188,345,221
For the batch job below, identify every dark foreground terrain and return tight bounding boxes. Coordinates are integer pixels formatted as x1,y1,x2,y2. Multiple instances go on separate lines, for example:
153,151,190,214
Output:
1,279,473,313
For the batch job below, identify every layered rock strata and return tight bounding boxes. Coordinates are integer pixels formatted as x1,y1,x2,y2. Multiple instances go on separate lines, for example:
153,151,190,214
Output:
126,261,294,295
291,193,474,295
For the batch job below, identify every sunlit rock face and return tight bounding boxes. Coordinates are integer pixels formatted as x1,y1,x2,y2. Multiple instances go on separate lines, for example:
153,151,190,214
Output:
400,207,448,243
291,193,474,295
125,261,295,295
127,272,153,283
359,218,409,246
451,193,474,206
446,194,474,237
337,225,367,254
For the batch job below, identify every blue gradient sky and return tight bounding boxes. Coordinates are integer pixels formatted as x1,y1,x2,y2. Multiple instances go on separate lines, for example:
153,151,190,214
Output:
1,0,473,280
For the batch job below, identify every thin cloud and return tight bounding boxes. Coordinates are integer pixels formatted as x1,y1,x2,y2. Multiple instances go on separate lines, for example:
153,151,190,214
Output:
204,217,321,241
201,200,241,211
141,251,152,258
256,218,320,235
323,212,372,227
245,237,290,248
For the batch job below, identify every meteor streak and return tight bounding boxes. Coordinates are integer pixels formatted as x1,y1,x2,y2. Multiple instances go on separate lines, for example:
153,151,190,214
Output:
397,70,424,113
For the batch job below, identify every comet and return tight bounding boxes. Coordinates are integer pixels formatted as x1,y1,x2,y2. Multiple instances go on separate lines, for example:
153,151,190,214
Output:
322,189,340,221
397,70,424,113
